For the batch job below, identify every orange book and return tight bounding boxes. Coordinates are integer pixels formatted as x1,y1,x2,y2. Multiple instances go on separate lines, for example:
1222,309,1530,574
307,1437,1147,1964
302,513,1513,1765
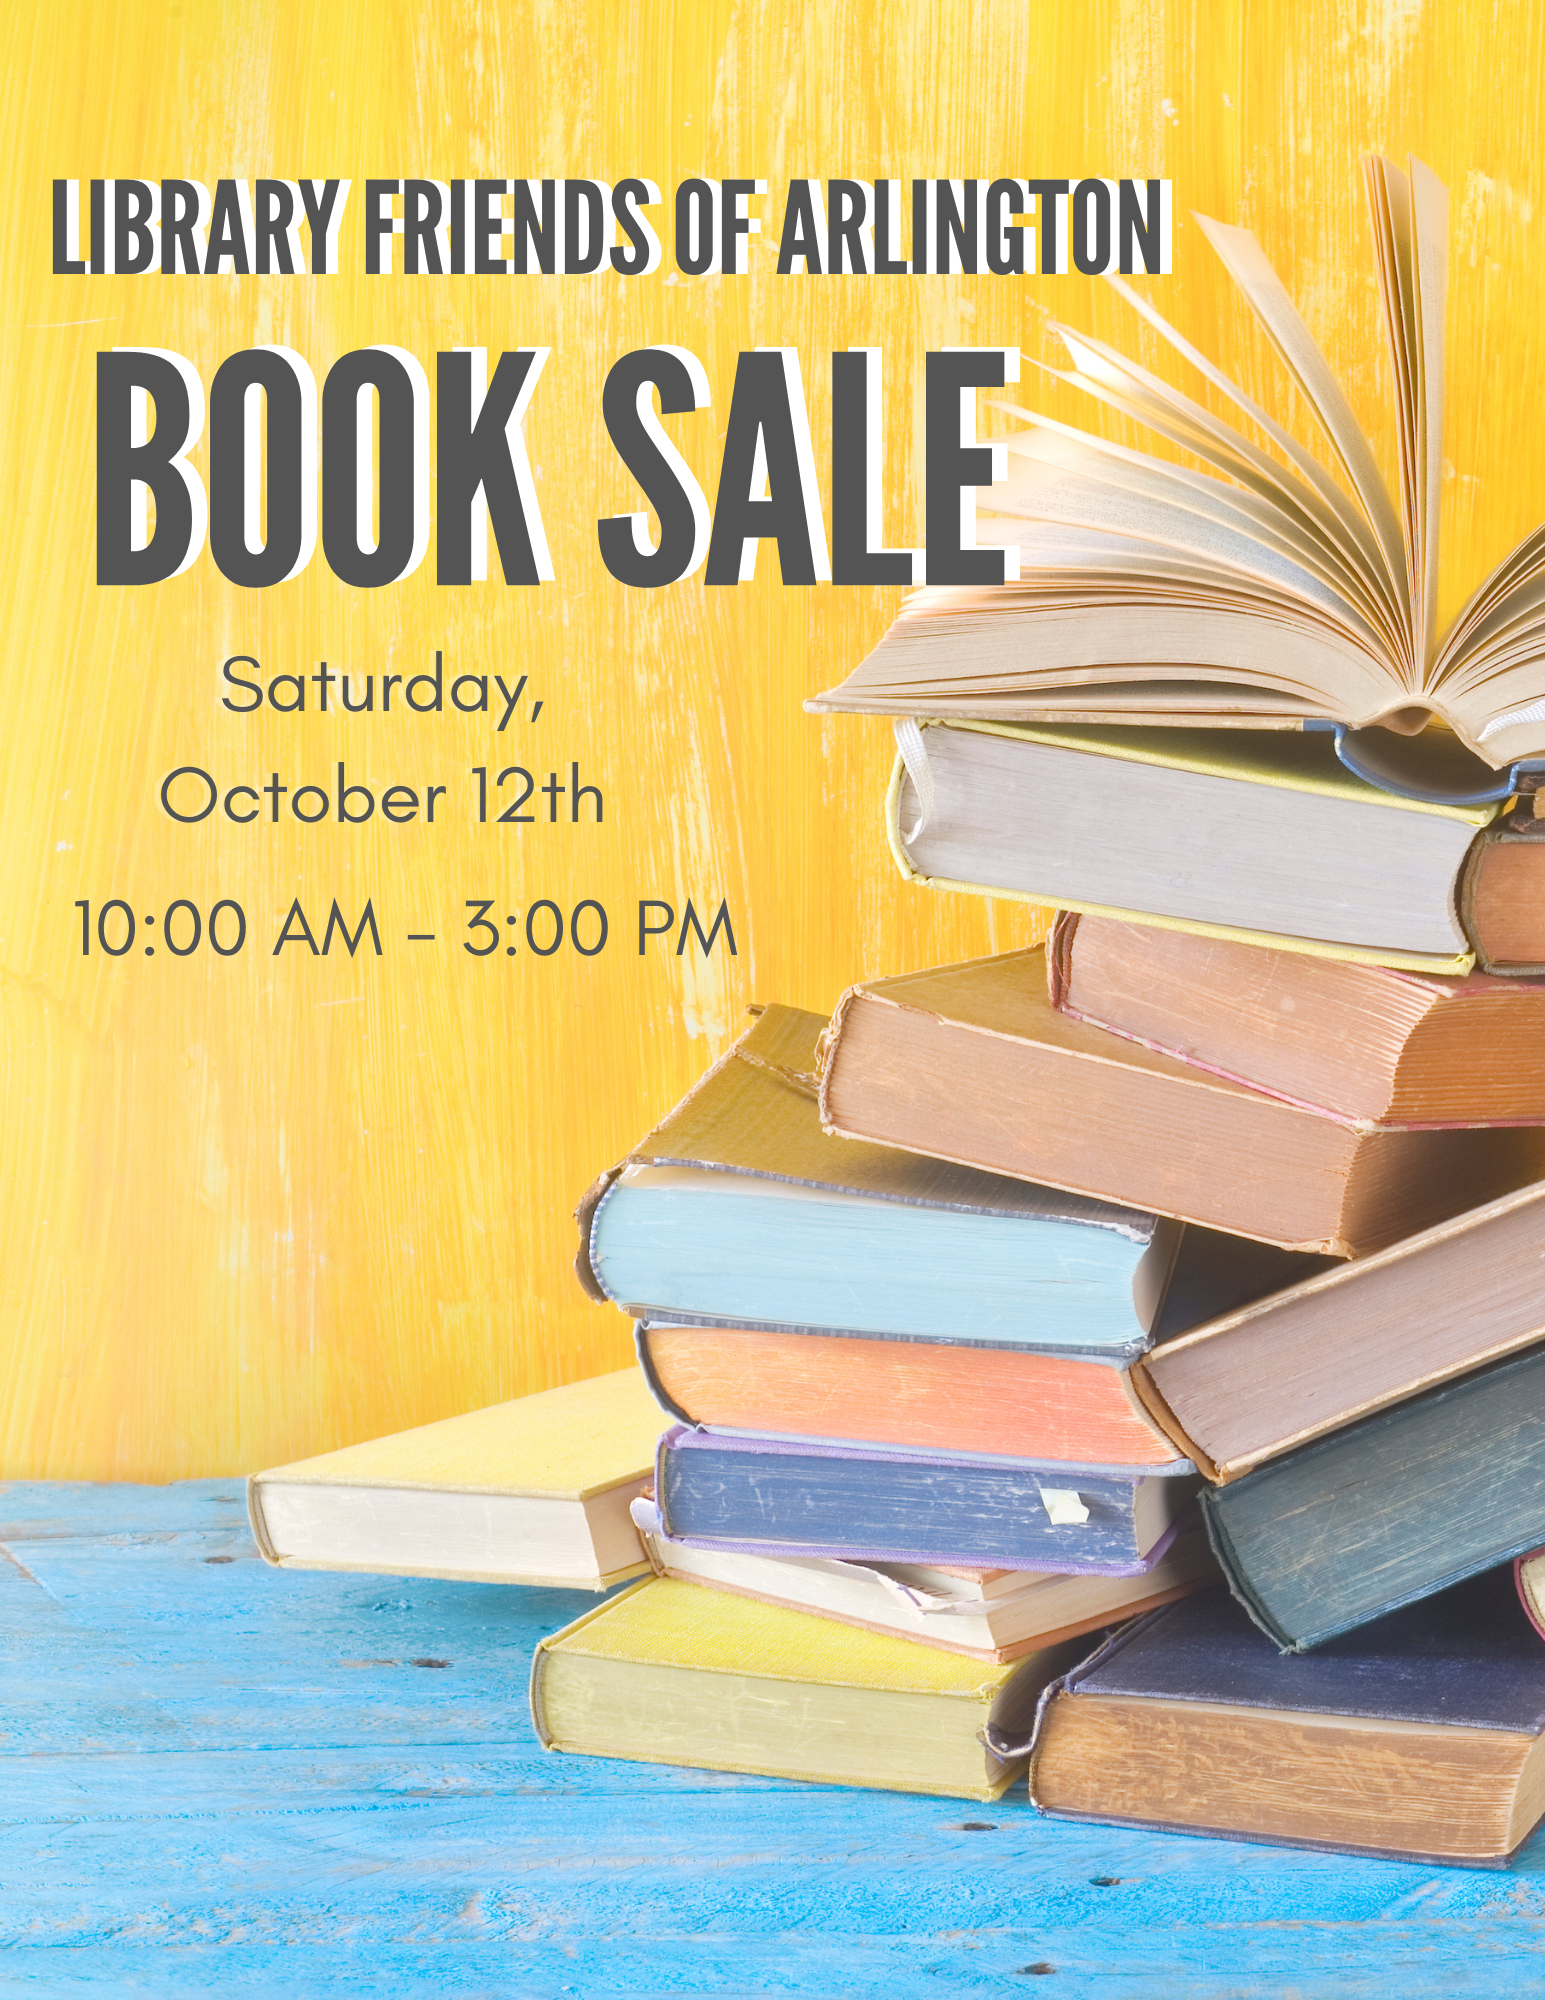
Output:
640,1320,1179,1469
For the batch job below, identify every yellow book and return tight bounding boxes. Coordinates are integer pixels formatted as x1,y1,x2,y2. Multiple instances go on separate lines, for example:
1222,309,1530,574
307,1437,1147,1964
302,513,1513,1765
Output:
885,718,1506,975
247,1369,664,1589
529,1576,1088,1802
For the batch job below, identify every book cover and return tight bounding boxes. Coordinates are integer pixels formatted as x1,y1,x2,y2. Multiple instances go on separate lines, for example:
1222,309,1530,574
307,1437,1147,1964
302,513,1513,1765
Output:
1030,1572,1545,1864
1048,911,1545,1125
248,1367,665,1586
1200,1343,1545,1651
818,947,1545,1255
655,1424,1199,1572
530,1573,1089,1801
883,720,1494,974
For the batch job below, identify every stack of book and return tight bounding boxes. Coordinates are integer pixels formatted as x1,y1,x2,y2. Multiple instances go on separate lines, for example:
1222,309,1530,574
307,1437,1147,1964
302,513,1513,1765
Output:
251,156,1545,1867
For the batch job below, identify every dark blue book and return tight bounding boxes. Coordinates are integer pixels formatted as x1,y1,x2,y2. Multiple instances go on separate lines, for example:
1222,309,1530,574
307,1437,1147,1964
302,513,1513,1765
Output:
1201,1342,1545,1651
654,1426,1199,1574
1027,1572,1545,1864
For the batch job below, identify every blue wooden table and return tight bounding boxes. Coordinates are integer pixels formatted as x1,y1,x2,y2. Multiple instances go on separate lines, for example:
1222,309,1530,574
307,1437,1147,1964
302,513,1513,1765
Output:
5,1484,1545,1997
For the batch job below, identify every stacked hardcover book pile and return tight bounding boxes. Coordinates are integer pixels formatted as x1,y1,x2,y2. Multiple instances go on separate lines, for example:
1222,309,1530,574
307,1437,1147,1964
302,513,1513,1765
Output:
250,156,1545,1866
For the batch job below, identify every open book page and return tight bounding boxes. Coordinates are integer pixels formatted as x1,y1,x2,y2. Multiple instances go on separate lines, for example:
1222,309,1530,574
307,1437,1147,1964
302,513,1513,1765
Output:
1190,210,1412,669
1101,269,1399,615
812,158,1545,767
1365,156,1448,679
992,428,1388,634
1011,335,1401,653
990,405,1394,639
1411,161,1449,678
1434,532,1545,759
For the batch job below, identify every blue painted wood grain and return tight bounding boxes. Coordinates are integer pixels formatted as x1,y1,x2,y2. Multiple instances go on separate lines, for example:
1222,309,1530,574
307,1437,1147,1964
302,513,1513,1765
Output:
6,1481,1545,1995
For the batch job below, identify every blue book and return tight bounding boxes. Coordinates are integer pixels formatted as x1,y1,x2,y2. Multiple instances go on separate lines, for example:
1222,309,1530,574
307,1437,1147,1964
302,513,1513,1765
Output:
1027,1572,1545,1865
578,1002,1311,1360
654,1426,1200,1574
1201,1342,1545,1651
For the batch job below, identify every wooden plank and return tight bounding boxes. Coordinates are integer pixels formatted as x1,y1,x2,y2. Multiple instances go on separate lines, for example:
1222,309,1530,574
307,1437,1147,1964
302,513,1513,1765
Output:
4,1481,1545,1994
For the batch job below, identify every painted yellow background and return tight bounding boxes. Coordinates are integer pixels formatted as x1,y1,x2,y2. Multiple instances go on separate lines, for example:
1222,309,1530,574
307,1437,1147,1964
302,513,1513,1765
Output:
2,0,1543,1477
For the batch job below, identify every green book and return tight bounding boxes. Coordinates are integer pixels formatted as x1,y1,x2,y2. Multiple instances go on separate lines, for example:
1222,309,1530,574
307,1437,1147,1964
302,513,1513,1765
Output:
1202,1342,1545,1650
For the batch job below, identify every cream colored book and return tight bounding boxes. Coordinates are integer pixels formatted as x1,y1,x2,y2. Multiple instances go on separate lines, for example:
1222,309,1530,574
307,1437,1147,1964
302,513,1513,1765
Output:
247,1369,664,1588
812,158,1545,782
636,1505,1219,1662
883,719,1500,975
530,1575,1090,1801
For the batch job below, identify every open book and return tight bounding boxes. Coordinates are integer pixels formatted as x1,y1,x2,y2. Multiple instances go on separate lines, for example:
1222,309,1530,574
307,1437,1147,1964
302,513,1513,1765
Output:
812,159,1545,787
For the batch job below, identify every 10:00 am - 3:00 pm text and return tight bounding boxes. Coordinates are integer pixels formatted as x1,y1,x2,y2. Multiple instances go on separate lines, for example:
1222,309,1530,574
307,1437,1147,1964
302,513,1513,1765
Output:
72,897,738,960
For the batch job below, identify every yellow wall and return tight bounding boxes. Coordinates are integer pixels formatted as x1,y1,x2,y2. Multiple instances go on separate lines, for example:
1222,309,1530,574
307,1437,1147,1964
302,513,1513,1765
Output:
2,0,1543,1476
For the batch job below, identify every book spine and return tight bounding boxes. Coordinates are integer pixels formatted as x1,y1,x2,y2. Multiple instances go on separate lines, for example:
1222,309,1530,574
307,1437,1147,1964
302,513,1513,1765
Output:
1201,1341,1545,1649
1197,1489,1299,1651
633,1321,697,1427
1125,1362,1219,1480
1458,826,1545,975
244,1477,281,1566
527,1579,654,1751
572,1163,624,1303
1016,1614,1164,1779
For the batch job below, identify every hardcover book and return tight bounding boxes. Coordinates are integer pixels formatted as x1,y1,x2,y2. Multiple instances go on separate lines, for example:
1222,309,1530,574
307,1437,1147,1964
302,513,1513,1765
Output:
810,157,1545,782
1199,1342,1545,1650
635,1502,1219,1662
639,1318,1186,1470
881,720,1523,974
1029,1574,1545,1865
530,1575,1090,1802
1133,1180,1545,1484
636,1216,1329,1473
578,1001,1186,1357
817,947,1545,1256
1050,911,1545,1124
653,1425,1199,1573
247,1369,663,1589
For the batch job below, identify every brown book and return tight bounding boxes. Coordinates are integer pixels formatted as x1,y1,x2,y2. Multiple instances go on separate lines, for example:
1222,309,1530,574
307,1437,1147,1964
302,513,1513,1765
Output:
1462,825,1545,973
1049,910,1545,1126
818,947,1545,1257
1027,1574,1545,1866
1131,1178,1545,1483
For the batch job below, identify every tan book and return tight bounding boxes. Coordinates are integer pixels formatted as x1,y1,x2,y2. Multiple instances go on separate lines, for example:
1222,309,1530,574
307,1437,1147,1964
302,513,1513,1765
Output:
247,1369,664,1588
809,158,1545,786
530,1575,1089,1801
1050,911,1545,1126
1130,1179,1545,1484
818,947,1545,1257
